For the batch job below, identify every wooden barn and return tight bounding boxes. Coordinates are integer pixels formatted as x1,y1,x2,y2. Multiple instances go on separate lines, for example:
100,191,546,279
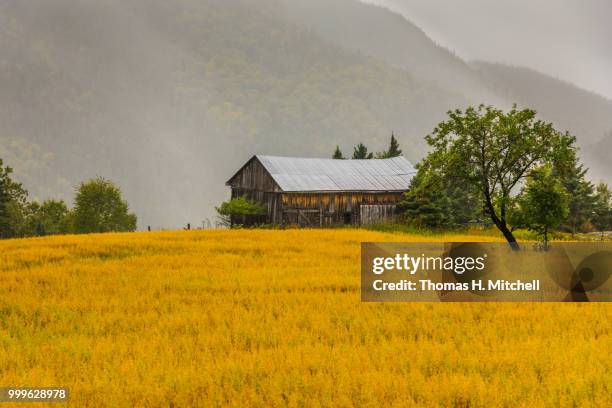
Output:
225,155,416,227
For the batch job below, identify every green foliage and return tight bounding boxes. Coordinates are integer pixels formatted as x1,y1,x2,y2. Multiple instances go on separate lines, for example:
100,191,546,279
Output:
216,197,266,217
352,143,373,159
592,183,612,233
418,104,575,247
376,133,403,158
1,157,137,238
0,158,29,238
25,200,72,236
512,166,569,247
216,197,266,227
332,146,345,159
399,157,484,229
73,178,137,234
552,149,595,234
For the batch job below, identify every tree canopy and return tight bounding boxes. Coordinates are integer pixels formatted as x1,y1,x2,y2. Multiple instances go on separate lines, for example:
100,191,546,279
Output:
512,166,569,247
332,146,345,159
73,178,137,233
0,158,29,238
377,133,403,158
419,105,575,248
592,183,612,235
216,197,266,227
352,143,374,159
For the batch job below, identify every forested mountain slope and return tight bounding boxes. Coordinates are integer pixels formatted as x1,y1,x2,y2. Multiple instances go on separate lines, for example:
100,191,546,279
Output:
280,0,504,106
0,0,468,226
0,0,609,226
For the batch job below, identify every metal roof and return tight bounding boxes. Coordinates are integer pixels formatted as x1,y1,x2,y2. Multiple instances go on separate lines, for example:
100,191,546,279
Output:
256,155,416,192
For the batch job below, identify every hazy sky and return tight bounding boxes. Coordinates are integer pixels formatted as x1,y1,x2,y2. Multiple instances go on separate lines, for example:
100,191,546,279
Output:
364,0,612,100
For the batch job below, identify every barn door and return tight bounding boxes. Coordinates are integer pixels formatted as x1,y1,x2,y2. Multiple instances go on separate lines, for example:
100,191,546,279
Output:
359,204,397,226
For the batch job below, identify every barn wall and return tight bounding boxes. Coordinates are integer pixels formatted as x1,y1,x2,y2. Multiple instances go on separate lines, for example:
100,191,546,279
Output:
227,157,283,226
230,188,282,225
360,204,397,225
281,192,403,227
227,158,281,192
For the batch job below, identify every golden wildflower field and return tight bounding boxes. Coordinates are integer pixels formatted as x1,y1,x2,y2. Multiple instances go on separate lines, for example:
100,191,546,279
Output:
0,229,610,407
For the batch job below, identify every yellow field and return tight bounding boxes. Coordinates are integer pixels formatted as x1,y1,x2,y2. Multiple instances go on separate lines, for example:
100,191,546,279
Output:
0,229,610,407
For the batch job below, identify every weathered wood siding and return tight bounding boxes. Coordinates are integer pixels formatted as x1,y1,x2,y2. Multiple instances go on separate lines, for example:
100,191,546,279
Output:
281,192,403,227
230,188,282,225
227,158,282,226
227,158,281,192
227,158,405,227
360,204,397,225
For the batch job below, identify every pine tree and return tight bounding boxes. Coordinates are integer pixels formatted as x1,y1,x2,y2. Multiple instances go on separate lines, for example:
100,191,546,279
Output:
592,183,612,238
352,143,373,159
382,132,402,158
0,158,29,239
398,158,484,229
332,145,345,159
553,149,594,235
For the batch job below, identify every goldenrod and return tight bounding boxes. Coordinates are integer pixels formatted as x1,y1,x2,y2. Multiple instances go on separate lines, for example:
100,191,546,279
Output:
0,230,609,407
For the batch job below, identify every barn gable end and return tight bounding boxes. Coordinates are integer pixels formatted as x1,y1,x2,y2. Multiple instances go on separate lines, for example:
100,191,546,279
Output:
226,156,282,193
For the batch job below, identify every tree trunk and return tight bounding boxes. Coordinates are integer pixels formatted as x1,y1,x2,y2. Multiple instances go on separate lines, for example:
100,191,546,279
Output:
497,222,520,250
484,197,520,250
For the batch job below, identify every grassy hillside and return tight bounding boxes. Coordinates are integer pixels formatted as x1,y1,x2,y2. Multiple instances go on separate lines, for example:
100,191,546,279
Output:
0,230,610,406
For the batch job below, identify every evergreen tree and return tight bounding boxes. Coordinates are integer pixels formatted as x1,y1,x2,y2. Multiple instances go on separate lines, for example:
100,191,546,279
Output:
0,158,29,239
352,143,373,159
592,183,612,238
332,145,345,159
377,132,403,158
399,153,484,229
552,149,595,235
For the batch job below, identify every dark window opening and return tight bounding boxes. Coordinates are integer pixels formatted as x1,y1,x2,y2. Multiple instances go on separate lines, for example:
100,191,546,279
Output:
343,212,352,225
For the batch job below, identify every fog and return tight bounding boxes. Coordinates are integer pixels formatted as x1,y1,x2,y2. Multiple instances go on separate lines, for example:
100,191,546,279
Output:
1,0,610,231
364,0,612,99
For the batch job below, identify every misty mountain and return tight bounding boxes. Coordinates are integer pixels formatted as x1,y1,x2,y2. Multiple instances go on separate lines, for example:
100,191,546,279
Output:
0,0,610,228
280,0,504,106
584,132,612,184
473,62,612,182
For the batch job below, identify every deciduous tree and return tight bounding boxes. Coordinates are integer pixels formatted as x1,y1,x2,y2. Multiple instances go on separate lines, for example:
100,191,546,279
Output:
513,166,569,248
422,105,575,248
73,178,137,233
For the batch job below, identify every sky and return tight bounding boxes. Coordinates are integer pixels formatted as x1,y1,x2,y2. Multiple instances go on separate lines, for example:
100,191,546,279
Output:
363,0,612,100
